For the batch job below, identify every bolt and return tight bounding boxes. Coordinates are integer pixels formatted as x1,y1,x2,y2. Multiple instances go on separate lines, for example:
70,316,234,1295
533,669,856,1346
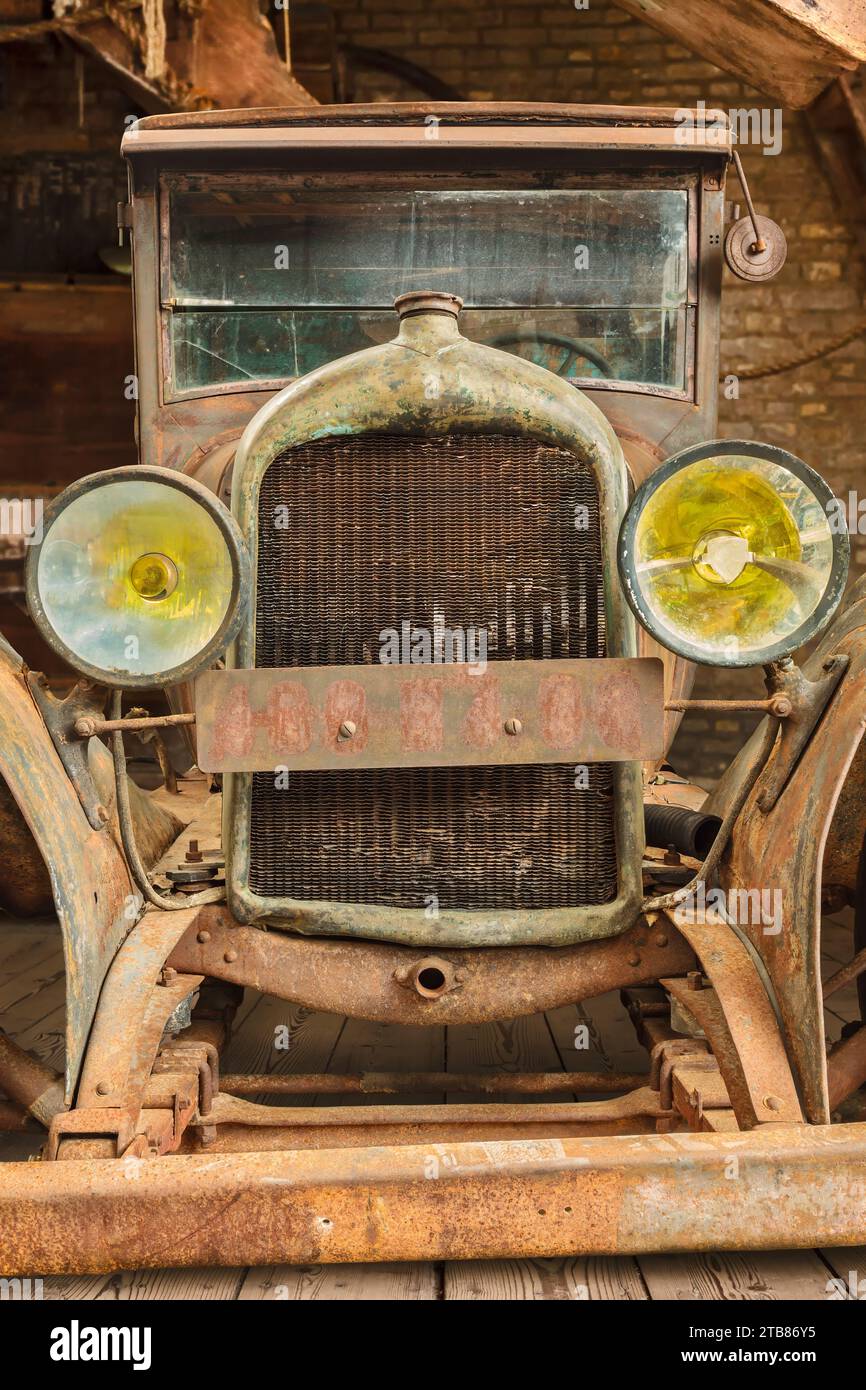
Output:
95,1081,109,1096
224,948,238,964
687,970,704,992
504,717,522,736
186,839,203,863
338,720,357,740
159,966,177,987
663,843,681,865
74,717,97,738
93,804,110,827
197,930,211,944
769,695,792,718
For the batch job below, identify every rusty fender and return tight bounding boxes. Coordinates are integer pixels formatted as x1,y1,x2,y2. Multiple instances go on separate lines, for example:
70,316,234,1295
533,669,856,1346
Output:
709,584,866,1125
0,636,137,1101
167,904,695,1026
3,1123,866,1274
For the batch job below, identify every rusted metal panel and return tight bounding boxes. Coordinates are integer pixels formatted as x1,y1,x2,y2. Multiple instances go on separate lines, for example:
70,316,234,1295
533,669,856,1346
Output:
0,636,135,1102
166,905,695,1021
708,594,866,1124
219,1071,648,1096
200,1088,666,1135
667,908,803,1128
3,1124,866,1274
195,658,664,774
76,910,203,1112
189,1116,662,1150
225,295,647,947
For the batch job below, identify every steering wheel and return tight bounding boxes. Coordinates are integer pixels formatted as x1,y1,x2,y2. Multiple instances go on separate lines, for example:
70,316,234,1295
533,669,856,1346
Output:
487,329,615,380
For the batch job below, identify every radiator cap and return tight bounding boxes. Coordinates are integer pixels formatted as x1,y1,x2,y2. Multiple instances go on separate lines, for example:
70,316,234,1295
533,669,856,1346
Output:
393,290,464,319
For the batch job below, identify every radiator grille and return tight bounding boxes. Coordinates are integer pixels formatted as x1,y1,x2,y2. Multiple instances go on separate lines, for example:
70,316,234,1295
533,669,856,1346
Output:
250,433,617,910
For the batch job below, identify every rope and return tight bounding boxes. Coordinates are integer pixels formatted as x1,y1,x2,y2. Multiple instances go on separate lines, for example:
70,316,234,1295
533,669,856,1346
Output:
723,314,866,381
0,1,143,43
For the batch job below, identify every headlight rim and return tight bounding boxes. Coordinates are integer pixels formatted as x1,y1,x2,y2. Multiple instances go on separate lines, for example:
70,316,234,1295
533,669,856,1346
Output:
25,464,251,689
617,438,850,668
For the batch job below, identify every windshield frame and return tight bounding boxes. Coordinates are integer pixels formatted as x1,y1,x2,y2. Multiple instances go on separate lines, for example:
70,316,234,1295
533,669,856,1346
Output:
157,168,699,406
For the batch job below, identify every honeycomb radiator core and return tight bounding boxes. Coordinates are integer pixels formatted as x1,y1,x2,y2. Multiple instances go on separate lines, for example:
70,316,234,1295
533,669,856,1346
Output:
249,433,617,910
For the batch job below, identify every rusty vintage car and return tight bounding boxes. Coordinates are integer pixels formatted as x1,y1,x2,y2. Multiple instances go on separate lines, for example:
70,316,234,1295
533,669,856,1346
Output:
1,102,866,1272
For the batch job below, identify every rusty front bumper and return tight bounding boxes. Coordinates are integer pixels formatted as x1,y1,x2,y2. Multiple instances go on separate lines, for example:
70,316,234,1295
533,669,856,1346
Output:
2,1123,866,1274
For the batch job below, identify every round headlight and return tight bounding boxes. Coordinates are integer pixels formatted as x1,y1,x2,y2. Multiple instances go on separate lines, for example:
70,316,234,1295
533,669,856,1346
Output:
26,466,250,688
618,440,848,667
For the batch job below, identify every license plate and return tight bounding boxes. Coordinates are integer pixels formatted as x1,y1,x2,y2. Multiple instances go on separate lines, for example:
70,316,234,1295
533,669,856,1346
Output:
195,657,664,773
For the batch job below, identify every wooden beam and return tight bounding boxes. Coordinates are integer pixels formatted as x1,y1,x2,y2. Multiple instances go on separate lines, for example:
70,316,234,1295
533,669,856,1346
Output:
614,0,866,108
64,0,317,113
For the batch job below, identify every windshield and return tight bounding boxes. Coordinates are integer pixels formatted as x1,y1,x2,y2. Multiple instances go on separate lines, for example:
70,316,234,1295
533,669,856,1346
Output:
164,184,691,397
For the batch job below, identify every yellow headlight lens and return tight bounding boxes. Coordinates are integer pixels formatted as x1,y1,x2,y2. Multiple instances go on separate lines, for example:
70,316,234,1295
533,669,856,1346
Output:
619,443,848,666
28,468,249,687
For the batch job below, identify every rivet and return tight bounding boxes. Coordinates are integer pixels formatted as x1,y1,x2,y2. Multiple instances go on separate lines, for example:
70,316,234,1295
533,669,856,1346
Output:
763,1094,782,1112
95,804,110,826
338,720,357,740
197,930,211,944
95,1082,109,1096
654,932,668,947
504,718,522,736
627,953,641,967
224,948,238,963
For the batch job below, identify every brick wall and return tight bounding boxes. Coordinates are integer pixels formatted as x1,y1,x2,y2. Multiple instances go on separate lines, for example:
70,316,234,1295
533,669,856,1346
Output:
329,0,866,784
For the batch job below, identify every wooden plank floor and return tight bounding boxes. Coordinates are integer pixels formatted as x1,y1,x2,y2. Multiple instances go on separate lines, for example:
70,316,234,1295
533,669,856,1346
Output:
0,913,861,1301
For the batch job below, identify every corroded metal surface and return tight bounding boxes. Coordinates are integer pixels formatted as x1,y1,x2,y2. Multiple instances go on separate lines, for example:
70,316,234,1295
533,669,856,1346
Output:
167,904,695,1025
199,1087,666,1136
251,428,618,916
0,1032,65,1127
667,908,803,1127
3,1124,866,1275
828,1026,866,1111
219,1071,648,1096
709,592,866,1123
197,658,664,774
0,636,135,1100
76,909,205,1112
186,1116,663,1151
226,298,646,946
822,575,866,893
